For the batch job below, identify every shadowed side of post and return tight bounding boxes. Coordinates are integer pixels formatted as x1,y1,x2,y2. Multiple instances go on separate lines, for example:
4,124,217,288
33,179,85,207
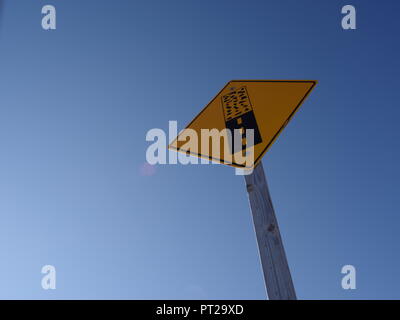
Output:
244,162,296,300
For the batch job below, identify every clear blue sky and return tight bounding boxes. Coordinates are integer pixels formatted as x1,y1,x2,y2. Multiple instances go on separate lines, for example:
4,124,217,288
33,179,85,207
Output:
0,0,399,299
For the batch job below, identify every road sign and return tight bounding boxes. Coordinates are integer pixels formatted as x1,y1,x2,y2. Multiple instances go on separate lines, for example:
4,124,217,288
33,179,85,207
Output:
169,79,318,300
169,80,317,169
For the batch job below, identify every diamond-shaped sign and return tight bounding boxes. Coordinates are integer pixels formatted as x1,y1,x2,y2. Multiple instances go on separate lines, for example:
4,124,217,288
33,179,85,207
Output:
169,80,317,169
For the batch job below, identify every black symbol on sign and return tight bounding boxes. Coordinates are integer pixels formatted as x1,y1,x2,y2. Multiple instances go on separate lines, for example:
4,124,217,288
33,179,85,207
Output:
221,86,262,154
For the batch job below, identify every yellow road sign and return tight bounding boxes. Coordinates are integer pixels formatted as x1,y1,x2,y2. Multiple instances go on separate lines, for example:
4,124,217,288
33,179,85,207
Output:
169,80,317,169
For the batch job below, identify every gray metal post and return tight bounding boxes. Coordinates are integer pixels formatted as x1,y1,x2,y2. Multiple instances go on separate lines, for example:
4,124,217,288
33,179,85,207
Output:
244,162,297,300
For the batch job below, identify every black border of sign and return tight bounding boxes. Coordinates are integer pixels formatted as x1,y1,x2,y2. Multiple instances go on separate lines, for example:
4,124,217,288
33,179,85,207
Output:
168,80,318,169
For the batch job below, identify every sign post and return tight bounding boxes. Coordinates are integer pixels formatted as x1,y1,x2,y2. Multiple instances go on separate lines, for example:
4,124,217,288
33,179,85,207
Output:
169,80,317,300
245,162,296,300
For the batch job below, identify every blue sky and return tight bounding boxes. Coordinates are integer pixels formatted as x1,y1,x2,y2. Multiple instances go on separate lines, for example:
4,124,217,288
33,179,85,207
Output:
0,0,399,299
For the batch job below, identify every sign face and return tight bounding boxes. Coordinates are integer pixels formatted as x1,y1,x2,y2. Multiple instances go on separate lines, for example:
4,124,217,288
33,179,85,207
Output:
169,80,317,169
